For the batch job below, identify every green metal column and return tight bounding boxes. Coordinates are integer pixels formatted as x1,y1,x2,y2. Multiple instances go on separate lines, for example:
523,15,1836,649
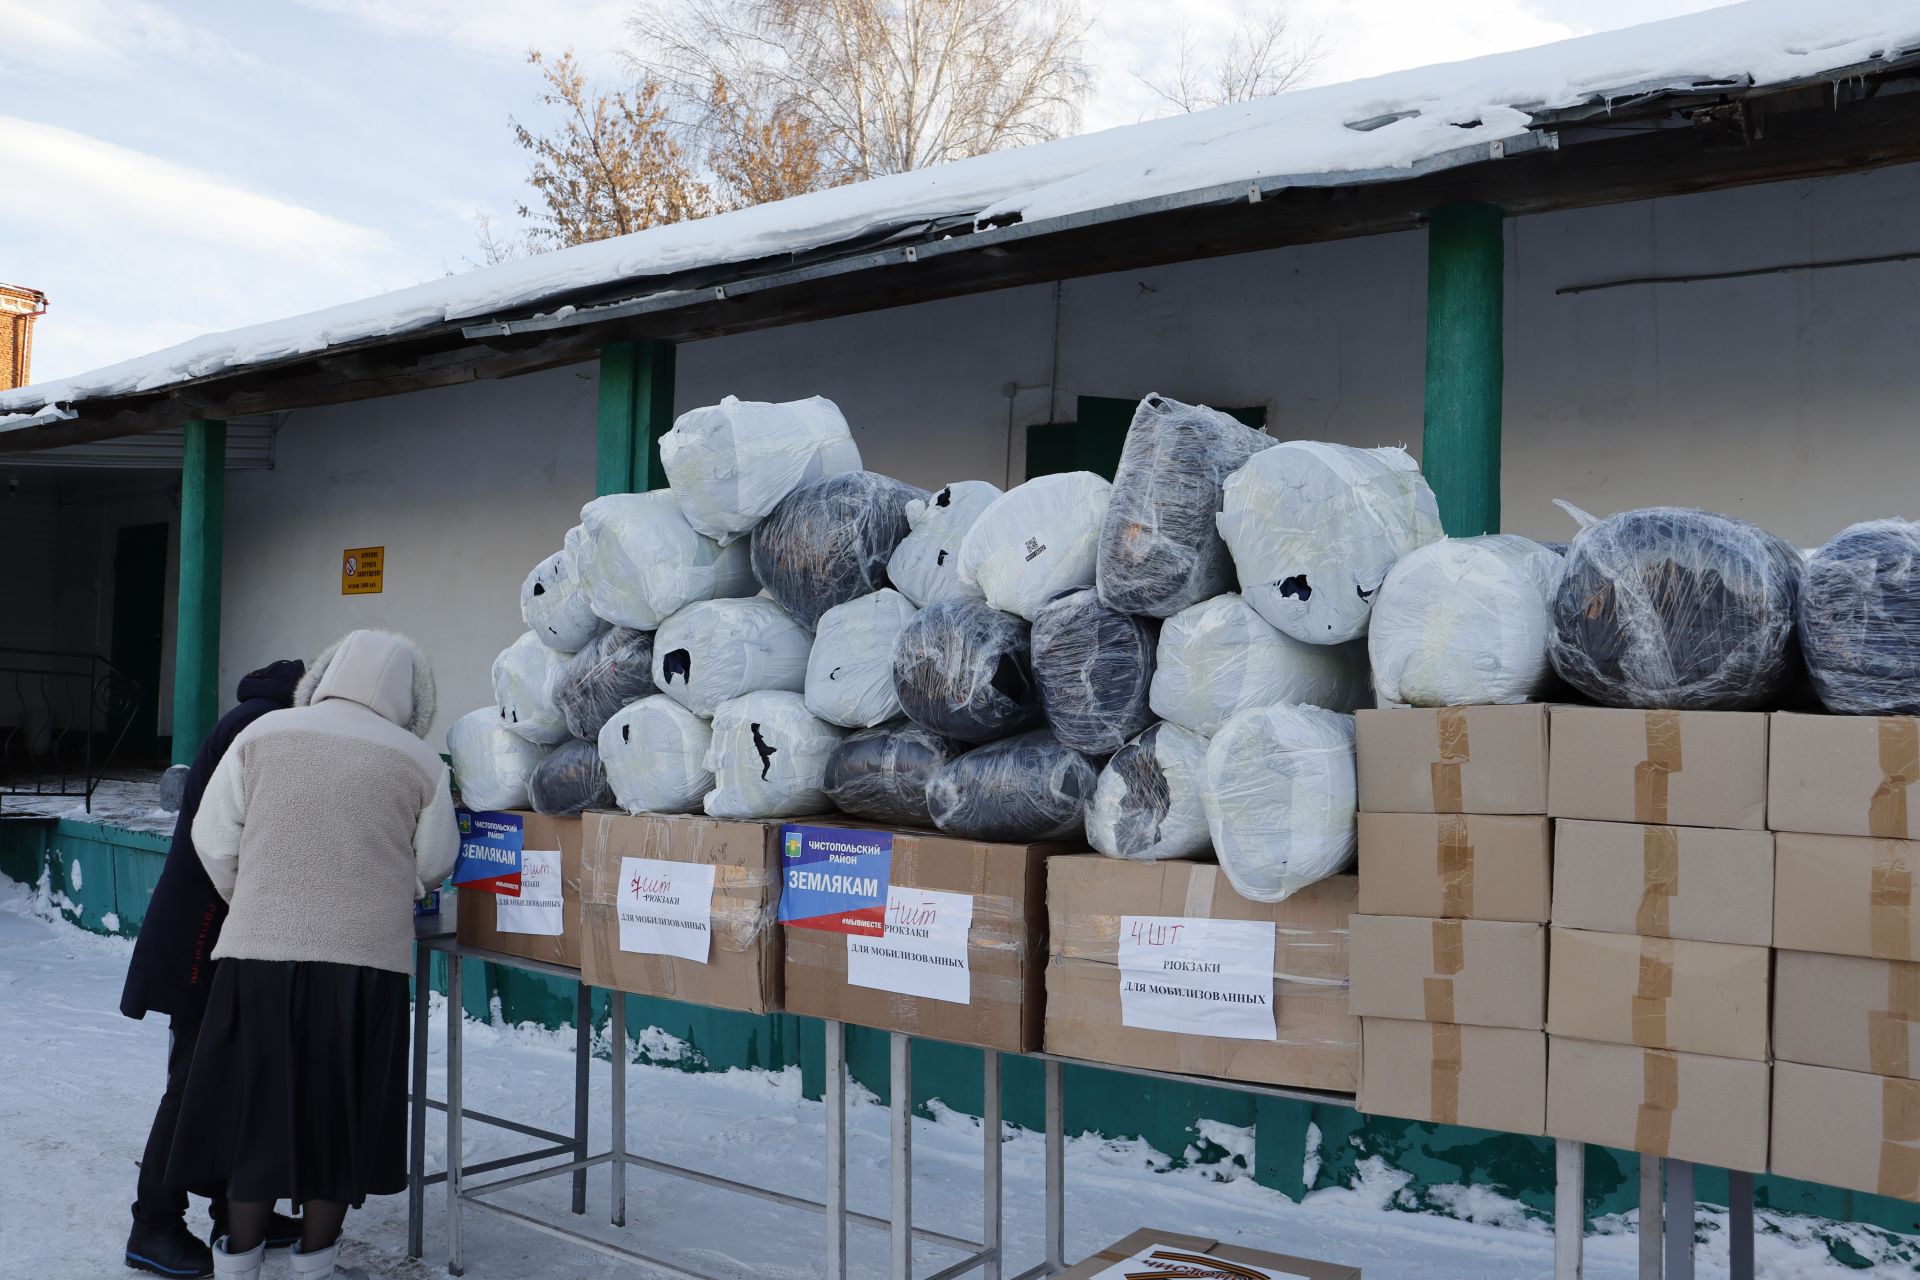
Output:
171,418,226,764
1421,203,1505,537
597,340,677,495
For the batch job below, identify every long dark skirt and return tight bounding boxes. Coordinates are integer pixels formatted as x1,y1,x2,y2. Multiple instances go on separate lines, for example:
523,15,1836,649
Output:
165,959,410,1206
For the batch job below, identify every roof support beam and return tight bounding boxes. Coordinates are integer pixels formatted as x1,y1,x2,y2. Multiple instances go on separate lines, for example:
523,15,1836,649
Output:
1422,203,1505,537
171,418,226,765
596,340,676,495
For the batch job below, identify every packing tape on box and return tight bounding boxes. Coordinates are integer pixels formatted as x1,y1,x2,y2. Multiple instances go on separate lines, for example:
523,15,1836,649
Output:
1871,847,1915,962
1872,719,1919,839
1425,919,1464,1022
1431,708,1469,813
1633,1050,1679,1156
1632,936,1675,1048
1633,711,1683,824
1437,815,1474,918
1880,1077,1920,1200
1429,1021,1463,1125
1636,826,1680,937
581,835,781,951
786,888,1036,1004
1871,962,1920,1078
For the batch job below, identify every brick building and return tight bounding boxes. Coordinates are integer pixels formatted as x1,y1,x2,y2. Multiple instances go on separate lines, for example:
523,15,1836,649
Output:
0,284,47,391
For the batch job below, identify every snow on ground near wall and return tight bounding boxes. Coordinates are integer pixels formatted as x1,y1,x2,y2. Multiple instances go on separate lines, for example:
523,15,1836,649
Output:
0,881,1904,1279
5,0,1920,424
1,775,176,836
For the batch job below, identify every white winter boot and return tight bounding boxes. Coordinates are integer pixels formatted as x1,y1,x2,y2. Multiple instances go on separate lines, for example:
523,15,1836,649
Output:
211,1237,264,1280
289,1240,369,1280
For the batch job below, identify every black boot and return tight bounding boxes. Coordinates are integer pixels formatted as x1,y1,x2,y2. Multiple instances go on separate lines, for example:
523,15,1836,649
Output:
125,1213,213,1278
210,1208,303,1251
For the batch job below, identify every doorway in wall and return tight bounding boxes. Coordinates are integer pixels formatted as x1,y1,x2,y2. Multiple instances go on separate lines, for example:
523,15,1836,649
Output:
1024,395,1268,480
110,522,169,762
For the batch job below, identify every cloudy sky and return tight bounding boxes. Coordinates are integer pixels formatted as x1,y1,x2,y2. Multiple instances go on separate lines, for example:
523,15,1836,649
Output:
2,0,1731,384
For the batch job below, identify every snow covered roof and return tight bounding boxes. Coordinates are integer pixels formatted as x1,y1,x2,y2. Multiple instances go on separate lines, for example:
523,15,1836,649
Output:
6,0,1920,431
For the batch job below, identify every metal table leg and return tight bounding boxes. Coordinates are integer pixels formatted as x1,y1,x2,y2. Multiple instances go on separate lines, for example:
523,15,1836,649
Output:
1639,1156,1662,1279
891,1033,914,1280
447,957,465,1277
1044,1059,1065,1274
982,1049,1002,1280
826,1021,848,1280
409,941,430,1259
1554,1139,1584,1280
572,982,590,1216
1663,1159,1694,1280
611,992,628,1229
1726,1170,1754,1280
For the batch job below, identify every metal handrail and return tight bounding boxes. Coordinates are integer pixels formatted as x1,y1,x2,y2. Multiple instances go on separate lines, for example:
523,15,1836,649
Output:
0,648,144,814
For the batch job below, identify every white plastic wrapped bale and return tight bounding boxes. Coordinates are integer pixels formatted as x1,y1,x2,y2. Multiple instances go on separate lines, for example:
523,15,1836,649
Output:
1800,520,1920,714
1085,722,1211,862
925,729,1099,842
658,395,862,543
652,597,813,717
1097,395,1275,618
492,631,572,745
1548,505,1803,711
1149,593,1367,737
887,481,1002,607
821,721,964,827
521,532,606,652
751,471,928,627
527,738,615,816
958,471,1111,621
1204,704,1357,903
704,691,847,819
891,600,1043,743
1217,442,1443,644
1030,588,1157,755
599,695,714,814
805,590,919,728
556,627,658,740
447,708,548,811
1368,535,1563,707
578,491,758,630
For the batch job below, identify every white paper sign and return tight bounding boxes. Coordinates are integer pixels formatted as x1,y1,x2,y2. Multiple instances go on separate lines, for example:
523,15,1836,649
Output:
1088,1240,1310,1280
617,857,717,963
1118,916,1277,1041
495,849,564,936
846,886,973,1004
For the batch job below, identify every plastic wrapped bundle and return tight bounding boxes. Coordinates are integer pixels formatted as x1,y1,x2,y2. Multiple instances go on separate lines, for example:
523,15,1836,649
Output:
1368,535,1563,707
704,691,847,819
521,534,606,652
1203,704,1357,903
926,730,1099,842
1149,594,1367,737
555,627,657,741
599,695,714,814
958,472,1111,621
751,471,928,627
805,590,919,728
492,631,571,745
526,738,614,816
822,722,964,827
1030,588,1157,755
448,708,548,811
1086,722,1211,862
1548,505,1802,711
1217,442,1444,644
1800,520,1920,714
891,600,1043,743
659,395,863,543
651,597,813,717
1097,395,1275,617
578,491,758,631
888,481,1003,607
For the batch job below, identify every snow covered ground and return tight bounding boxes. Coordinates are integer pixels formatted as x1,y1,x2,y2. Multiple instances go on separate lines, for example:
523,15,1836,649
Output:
0,879,1908,1279
1,772,177,835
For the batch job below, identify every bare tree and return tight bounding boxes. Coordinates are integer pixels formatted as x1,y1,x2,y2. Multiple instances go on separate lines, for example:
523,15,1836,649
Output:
1140,1,1324,115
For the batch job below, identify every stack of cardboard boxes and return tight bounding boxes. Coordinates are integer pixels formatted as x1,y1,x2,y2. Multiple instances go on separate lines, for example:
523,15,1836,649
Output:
1350,706,1552,1134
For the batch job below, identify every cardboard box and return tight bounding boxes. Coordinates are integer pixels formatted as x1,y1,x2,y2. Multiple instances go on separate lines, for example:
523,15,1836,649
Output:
580,812,783,1015
782,823,1057,1052
1770,711,1920,838
1773,950,1920,1079
1347,916,1545,1029
1771,1062,1920,1202
1547,927,1769,1061
1355,704,1548,815
1045,856,1359,1092
1056,1229,1362,1280
1547,706,1768,829
1359,1018,1544,1135
1774,833,1920,960
1547,1036,1769,1172
1551,819,1772,945
1357,812,1550,922
455,812,583,968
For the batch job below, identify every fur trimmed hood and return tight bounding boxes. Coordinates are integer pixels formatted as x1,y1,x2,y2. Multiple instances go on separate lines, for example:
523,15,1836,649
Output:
295,629,437,738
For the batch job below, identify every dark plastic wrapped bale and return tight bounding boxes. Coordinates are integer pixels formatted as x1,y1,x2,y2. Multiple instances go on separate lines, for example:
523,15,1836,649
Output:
1800,519,1920,714
1030,588,1158,755
1548,505,1803,711
556,627,657,741
1097,394,1276,618
925,730,1099,842
891,599,1044,744
821,721,965,827
751,470,929,628
1086,722,1211,861
526,738,614,816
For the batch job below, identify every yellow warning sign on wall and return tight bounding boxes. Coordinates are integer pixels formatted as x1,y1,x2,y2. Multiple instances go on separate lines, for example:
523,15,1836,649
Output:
342,546,384,595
